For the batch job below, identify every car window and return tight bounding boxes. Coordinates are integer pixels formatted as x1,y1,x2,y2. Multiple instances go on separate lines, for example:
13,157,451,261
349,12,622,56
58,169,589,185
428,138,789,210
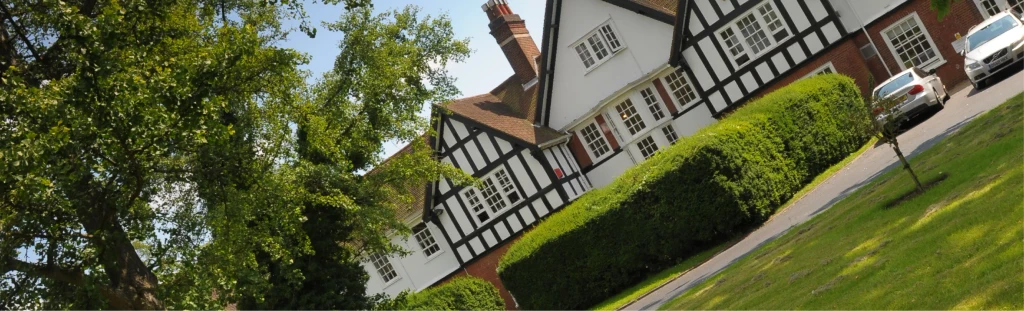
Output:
912,67,927,77
966,16,1019,52
875,73,913,98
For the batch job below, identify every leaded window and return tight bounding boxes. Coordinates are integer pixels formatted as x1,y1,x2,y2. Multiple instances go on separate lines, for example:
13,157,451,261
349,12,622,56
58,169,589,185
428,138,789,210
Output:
615,99,646,135
581,122,611,158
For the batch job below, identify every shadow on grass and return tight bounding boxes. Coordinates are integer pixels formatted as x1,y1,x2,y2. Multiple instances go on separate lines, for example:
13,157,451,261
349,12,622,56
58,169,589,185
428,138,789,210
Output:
881,172,949,210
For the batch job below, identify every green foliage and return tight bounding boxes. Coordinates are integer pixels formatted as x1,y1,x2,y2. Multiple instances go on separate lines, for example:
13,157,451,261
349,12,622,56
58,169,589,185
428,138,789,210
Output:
0,0,469,309
497,74,872,310
930,0,957,20
378,276,505,311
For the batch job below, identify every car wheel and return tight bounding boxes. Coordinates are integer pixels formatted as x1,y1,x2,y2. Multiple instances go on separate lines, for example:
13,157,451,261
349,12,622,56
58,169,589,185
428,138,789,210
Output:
943,86,951,101
933,88,945,111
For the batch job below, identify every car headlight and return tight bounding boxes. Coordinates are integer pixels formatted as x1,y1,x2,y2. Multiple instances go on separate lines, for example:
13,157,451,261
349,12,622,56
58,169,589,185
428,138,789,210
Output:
966,58,982,70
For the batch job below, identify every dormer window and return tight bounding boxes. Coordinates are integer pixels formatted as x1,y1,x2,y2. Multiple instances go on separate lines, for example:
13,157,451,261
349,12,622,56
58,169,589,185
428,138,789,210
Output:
573,21,625,70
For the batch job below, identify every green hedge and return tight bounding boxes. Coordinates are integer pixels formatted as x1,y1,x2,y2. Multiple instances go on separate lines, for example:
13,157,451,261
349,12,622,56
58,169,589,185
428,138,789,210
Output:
381,276,504,310
497,74,871,310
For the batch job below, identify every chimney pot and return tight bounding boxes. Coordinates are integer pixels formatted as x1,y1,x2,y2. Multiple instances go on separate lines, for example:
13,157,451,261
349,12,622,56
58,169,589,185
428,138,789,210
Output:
483,0,540,85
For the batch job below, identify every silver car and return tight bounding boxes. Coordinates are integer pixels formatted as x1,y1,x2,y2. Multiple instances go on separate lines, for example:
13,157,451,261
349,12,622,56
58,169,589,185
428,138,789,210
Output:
963,12,1024,89
871,67,950,126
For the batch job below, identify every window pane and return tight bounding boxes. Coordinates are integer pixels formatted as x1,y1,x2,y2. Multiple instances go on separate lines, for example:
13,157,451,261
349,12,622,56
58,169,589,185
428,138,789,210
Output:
640,87,666,121
413,224,442,257
1010,0,1024,15
664,70,697,104
494,169,520,204
615,99,646,135
662,125,679,143
600,24,622,51
370,253,398,283
980,0,1001,16
884,17,939,68
575,44,596,68
581,123,611,158
719,28,746,59
738,14,771,54
464,188,489,222
637,136,659,159
759,3,788,42
481,178,506,214
588,34,610,60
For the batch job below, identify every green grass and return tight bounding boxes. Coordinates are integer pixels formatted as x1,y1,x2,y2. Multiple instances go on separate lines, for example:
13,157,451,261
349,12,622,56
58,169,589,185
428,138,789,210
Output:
662,93,1024,310
589,137,879,311
590,241,736,310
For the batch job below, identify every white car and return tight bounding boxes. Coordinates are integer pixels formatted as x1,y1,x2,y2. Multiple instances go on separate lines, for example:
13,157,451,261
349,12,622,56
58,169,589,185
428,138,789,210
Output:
871,67,949,126
963,11,1024,89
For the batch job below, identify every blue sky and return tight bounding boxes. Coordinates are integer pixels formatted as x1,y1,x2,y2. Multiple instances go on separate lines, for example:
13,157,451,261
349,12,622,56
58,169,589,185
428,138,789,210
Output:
279,0,547,158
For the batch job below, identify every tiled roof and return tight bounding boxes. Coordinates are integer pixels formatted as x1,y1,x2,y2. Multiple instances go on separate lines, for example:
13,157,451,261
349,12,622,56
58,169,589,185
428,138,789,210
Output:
368,139,430,225
443,76,565,146
628,0,678,16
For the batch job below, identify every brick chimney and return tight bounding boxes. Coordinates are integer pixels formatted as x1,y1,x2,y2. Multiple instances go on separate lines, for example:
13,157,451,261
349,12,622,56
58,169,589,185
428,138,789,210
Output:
483,0,540,86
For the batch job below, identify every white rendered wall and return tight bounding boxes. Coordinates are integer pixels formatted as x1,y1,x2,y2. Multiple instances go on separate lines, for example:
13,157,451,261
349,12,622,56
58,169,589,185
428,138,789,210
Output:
364,221,460,297
829,0,910,33
547,0,675,131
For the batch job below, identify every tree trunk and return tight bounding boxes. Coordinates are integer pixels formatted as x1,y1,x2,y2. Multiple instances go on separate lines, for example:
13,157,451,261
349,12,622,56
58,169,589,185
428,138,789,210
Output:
890,140,924,192
72,173,165,310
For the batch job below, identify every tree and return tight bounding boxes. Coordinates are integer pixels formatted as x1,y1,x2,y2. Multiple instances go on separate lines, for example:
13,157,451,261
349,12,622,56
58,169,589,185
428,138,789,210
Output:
861,93,928,193
931,0,958,20
0,0,468,309
235,6,470,309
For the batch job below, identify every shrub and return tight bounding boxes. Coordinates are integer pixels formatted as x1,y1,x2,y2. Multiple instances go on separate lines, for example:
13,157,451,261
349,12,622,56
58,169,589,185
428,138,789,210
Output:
376,276,504,310
497,74,871,310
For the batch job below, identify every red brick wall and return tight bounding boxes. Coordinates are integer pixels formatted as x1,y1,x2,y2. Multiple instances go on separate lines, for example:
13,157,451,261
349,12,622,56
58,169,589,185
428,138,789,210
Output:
862,0,984,87
749,0,984,103
748,39,874,100
439,236,522,310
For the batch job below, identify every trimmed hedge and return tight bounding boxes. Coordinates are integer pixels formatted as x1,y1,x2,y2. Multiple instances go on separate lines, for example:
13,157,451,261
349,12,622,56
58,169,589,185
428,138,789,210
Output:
497,74,871,310
384,276,504,310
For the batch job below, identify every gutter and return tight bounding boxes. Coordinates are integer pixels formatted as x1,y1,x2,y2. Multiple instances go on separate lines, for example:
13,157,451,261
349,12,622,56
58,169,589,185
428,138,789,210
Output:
534,0,562,126
667,0,692,67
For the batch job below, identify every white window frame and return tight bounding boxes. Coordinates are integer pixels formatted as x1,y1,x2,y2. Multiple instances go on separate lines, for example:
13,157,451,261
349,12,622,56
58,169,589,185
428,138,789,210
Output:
458,167,522,225
636,135,659,159
880,13,946,71
973,0,1024,18
716,1,792,69
579,120,612,162
369,253,400,286
662,124,680,144
571,20,626,72
661,69,699,109
412,223,443,260
802,62,838,79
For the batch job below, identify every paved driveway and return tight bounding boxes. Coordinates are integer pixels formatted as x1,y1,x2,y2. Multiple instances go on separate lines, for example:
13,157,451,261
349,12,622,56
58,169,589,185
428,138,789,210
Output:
625,68,1024,310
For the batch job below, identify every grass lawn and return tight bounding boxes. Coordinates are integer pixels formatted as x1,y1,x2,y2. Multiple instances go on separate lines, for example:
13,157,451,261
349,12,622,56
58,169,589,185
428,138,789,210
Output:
590,137,880,311
661,93,1024,310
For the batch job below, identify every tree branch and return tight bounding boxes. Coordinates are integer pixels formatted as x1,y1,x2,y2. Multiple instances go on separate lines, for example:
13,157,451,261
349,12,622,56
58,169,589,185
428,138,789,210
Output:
0,3,42,61
3,256,85,286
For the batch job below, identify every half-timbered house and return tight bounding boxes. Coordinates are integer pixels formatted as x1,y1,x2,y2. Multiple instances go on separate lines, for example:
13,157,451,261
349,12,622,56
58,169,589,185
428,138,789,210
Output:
364,0,1001,308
